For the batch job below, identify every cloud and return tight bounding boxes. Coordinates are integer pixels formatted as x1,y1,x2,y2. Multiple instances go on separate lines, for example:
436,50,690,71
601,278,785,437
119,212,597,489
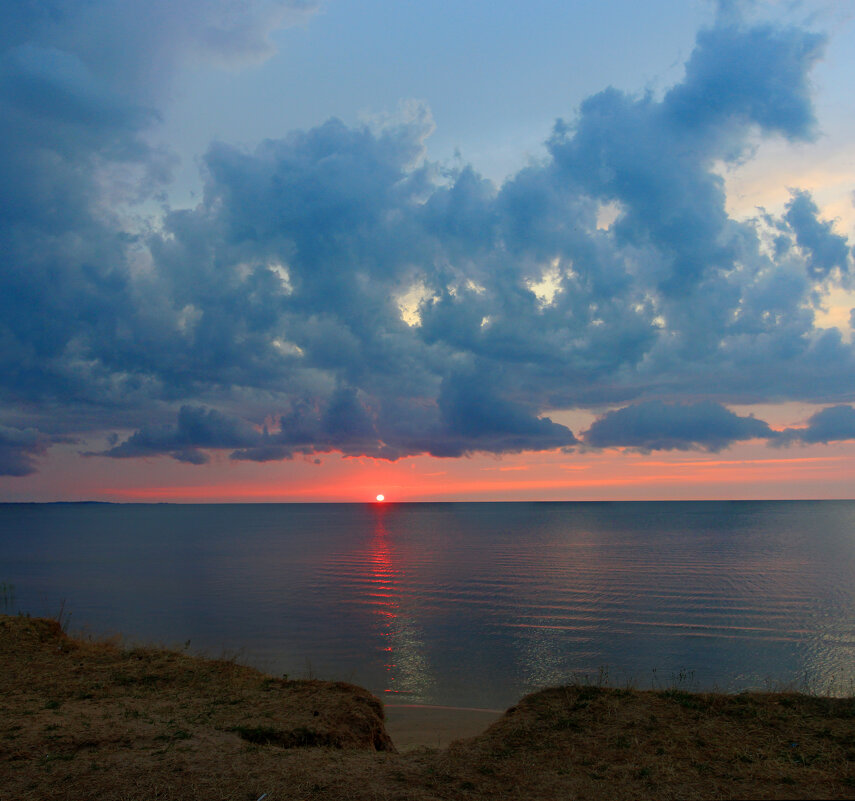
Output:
2,8,855,474
100,406,262,465
0,0,318,429
435,371,577,456
779,405,855,445
784,190,850,278
104,379,577,464
546,19,824,299
583,402,773,452
665,20,823,142
0,425,51,476
3,1,318,96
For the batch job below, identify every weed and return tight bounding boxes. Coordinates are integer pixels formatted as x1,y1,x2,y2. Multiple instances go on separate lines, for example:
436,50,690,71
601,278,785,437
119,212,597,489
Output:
0,582,15,612
669,668,696,691
53,599,71,633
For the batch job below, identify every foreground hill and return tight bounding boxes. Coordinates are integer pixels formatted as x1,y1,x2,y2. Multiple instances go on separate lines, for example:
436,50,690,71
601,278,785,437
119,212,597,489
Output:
2,614,854,800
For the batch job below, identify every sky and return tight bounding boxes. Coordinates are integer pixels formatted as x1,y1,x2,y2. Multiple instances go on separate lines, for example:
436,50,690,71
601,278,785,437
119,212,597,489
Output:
2,0,855,502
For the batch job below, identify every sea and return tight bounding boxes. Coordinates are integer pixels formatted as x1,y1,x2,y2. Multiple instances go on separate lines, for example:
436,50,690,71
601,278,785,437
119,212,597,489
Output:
2,500,854,709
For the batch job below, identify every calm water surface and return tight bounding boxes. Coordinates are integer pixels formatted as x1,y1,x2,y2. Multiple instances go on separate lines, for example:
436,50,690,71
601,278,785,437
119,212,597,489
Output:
2,501,854,708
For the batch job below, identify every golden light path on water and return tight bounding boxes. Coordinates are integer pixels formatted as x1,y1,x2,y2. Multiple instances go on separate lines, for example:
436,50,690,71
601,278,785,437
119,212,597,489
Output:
364,506,433,699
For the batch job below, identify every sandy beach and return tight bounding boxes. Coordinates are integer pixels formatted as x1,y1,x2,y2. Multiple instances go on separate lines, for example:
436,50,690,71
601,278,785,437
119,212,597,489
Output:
383,704,503,749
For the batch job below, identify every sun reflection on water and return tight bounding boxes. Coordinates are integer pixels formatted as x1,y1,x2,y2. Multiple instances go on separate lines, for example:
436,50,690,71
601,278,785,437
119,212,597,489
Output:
367,506,434,700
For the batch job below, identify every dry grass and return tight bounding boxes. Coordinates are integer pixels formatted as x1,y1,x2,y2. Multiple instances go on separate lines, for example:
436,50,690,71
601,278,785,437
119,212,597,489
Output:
2,614,854,800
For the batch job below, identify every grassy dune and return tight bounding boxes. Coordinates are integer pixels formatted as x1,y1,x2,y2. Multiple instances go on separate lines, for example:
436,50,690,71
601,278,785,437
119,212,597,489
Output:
2,614,855,800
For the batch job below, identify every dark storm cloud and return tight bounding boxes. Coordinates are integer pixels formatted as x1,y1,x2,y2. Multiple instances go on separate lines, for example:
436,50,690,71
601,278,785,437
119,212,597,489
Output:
582,402,773,453
2,3,855,473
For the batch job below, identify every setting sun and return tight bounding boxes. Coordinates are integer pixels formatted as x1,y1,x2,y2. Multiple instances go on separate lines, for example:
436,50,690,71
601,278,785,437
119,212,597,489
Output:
375,494,385,502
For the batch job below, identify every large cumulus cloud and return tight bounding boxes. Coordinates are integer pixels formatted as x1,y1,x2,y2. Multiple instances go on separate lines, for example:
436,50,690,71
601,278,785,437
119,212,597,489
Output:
2,3,855,472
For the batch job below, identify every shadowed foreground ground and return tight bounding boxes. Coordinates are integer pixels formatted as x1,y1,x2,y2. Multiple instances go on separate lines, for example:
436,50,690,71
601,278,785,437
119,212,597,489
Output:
3,614,855,800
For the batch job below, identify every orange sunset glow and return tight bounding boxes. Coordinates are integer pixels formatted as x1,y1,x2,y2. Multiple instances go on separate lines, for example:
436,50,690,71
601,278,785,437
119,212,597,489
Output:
6,436,848,503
